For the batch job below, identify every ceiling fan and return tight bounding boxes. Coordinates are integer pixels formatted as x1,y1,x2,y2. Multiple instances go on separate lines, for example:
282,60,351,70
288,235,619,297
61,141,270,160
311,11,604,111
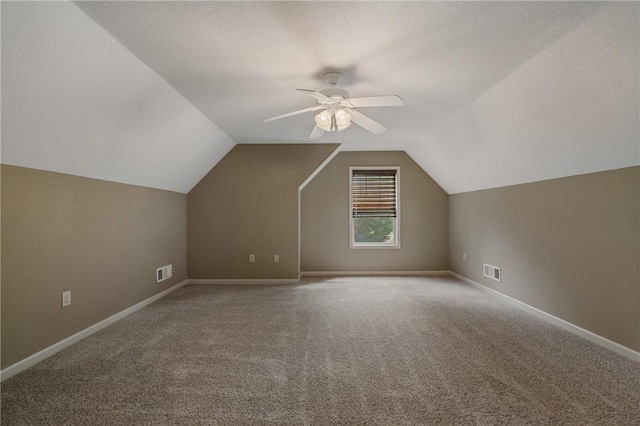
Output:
263,71,403,139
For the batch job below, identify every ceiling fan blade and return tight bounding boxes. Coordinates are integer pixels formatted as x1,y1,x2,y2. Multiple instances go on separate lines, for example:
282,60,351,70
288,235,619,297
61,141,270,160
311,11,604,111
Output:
349,109,387,135
309,125,325,139
297,89,332,102
263,105,324,123
342,95,404,108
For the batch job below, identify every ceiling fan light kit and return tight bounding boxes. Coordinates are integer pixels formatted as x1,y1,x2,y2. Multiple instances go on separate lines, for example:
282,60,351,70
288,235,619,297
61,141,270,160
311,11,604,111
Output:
263,71,403,139
315,108,352,132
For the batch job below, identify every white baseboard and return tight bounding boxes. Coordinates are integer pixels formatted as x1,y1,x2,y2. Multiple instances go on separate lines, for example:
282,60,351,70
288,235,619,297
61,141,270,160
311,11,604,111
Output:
449,271,640,363
0,279,189,382
189,278,300,285
300,270,450,277
5,273,636,382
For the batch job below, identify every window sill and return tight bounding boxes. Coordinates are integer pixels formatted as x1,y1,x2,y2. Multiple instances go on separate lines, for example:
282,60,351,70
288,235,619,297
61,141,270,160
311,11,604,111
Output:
350,244,401,250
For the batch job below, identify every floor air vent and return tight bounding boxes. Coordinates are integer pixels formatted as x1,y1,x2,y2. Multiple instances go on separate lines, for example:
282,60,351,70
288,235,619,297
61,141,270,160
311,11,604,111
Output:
483,263,501,282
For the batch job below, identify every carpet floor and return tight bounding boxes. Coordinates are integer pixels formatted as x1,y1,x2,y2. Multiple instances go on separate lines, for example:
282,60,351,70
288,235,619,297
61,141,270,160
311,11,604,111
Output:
1,276,639,425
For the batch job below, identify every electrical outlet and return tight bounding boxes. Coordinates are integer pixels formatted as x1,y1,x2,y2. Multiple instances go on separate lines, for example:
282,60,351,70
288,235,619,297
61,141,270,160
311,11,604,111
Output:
463,253,467,261
62,291,71,308
249,254,255,263
274,254,279,263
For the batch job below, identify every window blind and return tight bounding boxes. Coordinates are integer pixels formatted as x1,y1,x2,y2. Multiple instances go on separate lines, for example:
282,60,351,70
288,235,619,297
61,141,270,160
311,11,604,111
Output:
352,169,397,218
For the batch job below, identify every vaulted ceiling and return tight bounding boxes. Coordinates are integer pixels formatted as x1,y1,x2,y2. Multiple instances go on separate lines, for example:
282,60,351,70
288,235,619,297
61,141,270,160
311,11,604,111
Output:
2,2,638,193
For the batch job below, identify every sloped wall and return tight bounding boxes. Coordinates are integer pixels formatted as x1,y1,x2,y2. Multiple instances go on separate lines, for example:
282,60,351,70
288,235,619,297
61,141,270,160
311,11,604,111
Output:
2,1,234,193
410,2,639,194
188,144,338,280
301,151,449,272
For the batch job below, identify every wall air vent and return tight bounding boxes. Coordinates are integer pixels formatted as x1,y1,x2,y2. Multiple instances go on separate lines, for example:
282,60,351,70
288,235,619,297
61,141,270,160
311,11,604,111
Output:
483,263,501,282
156,264,173,283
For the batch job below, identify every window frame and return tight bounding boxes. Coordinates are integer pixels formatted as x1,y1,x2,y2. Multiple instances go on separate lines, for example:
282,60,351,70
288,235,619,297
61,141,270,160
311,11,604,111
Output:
349,166,401,249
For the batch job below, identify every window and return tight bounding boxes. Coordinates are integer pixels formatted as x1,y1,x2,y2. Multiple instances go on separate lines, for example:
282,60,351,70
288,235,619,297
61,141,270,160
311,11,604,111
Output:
349,167,400,248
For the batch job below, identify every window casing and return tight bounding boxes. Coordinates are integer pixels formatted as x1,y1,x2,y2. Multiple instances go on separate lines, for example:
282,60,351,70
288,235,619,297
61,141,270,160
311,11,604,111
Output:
349,167,400,249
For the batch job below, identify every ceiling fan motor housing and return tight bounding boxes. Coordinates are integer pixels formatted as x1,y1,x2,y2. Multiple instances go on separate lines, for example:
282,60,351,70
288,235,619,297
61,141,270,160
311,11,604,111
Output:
319,88,350,105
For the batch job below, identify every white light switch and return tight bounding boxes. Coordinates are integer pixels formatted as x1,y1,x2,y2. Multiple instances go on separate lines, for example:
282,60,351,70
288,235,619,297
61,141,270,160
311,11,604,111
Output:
249,254,255,263
274,255,279,263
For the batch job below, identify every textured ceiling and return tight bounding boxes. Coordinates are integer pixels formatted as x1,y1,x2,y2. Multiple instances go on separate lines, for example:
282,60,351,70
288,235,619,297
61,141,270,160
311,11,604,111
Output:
411,2,640,193
3,2,638,193
1,2,235,193
76,1,606,147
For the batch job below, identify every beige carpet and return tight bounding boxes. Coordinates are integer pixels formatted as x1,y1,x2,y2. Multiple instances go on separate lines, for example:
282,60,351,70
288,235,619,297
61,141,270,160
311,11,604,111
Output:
2,276,639,425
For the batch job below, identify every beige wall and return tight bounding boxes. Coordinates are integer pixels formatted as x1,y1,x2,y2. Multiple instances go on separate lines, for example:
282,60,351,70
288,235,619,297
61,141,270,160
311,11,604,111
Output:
5,153,636,368
301,151,449,272
450,166,640,352
187,144,338,280
1,165,187,368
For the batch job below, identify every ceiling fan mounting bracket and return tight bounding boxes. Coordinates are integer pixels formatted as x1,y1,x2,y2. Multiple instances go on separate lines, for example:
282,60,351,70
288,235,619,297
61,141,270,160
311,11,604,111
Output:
321,71,342,86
